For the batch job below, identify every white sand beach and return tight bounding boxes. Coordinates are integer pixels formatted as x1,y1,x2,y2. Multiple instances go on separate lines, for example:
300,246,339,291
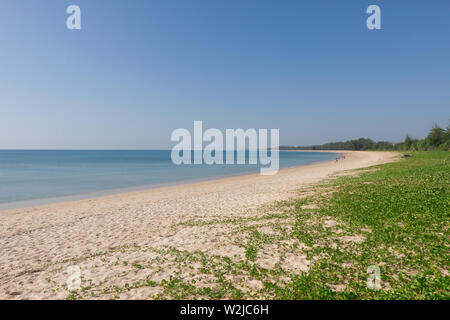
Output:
0,151,398,299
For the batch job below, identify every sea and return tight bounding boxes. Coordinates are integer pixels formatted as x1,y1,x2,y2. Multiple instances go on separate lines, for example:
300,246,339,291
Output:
0,150,337,208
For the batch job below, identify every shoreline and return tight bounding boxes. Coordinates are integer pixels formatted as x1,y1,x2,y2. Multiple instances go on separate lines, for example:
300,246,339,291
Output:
0,150,339,212
0,151,399,299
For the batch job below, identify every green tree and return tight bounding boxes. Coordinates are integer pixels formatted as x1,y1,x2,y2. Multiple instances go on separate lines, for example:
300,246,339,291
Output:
426,124,445,148
404,134,413,150
446,120,450,142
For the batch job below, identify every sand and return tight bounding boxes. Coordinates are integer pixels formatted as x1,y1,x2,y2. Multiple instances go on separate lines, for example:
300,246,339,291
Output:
0,151,399,299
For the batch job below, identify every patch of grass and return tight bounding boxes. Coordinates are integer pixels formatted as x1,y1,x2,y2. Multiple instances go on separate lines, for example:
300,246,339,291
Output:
276,151,450,299
246,245,258,261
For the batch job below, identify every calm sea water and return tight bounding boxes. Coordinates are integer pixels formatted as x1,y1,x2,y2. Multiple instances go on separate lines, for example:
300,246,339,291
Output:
0,150,337,206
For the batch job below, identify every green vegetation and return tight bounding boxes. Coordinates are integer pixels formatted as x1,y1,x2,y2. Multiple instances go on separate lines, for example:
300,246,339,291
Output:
276,151,449,299
281,121,450,151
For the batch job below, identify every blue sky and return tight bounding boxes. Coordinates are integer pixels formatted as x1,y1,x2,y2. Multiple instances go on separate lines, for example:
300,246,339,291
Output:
0,0,449,149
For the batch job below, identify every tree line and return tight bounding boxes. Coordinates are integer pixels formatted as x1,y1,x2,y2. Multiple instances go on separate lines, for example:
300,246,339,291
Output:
281,122,450,151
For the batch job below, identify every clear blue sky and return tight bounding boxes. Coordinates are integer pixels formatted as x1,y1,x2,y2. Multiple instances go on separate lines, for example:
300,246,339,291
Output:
1,0,449,149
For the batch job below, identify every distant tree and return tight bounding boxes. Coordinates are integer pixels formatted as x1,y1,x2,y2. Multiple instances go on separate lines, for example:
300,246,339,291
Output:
446,120,450,142
374,141,394,150
442,120,450,150
427,124,446,148
419,139,430,151
280,122,449,151
404,134,413,150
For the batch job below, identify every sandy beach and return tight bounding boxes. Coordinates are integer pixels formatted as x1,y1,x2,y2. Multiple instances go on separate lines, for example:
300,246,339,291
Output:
0,151,399,299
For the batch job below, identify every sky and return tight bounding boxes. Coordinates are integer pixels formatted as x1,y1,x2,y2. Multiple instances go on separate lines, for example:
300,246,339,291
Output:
0,0,449,149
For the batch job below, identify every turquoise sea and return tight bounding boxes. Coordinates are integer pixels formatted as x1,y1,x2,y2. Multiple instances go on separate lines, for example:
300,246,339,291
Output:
0,150,337,207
